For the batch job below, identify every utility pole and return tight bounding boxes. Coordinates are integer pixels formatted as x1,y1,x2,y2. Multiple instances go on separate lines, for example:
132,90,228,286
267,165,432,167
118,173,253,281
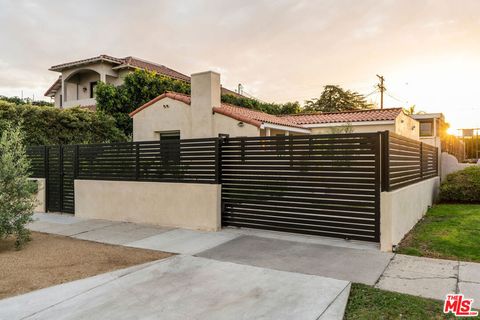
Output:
376,74,385,109
237,83,243,95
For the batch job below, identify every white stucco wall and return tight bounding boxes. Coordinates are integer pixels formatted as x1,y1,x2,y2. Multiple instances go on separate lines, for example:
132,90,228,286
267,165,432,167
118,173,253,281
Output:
380,177,439,251
395,112,419,140
29,178,46,213
132,98,260,141
133,97,192,141
441,152,477,180
75,180,221,231
213,112,260,137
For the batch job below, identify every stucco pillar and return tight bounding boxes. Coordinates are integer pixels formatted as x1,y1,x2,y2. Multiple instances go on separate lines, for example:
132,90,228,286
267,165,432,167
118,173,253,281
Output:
191,71,221,138
61,78,66,106
100,72,106,83
265,128,271,136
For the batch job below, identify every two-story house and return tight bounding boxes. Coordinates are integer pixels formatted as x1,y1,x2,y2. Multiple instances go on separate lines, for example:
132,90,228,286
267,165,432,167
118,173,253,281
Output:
44,54,240,109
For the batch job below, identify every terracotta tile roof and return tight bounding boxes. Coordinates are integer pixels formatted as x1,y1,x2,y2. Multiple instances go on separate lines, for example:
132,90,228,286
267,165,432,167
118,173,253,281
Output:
281,108,404,125
213,104,305,129
129,92,304,129
49,54,124,71
114,57,191,82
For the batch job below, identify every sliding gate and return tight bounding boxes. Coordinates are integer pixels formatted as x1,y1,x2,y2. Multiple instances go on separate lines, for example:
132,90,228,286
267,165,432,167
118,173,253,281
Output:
220,133,381,242
45,145,76,214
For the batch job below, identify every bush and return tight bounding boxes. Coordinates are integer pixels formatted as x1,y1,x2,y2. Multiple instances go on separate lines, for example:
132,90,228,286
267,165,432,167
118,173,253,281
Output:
439,166,480,203
0,123,37,248
0,100,127,145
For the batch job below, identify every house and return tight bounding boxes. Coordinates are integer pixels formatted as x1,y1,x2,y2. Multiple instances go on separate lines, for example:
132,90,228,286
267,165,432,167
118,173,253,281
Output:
411,113,447,148
130,70,420,141
281,108,419,140
44,54,240,109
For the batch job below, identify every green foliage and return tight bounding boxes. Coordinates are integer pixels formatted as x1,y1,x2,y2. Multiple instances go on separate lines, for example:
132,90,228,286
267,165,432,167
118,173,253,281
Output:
439,166,480,202
221,94,301,115
0,100,127,145
0,95,54,107
304,85,373,113
0,123,37,249
96,70,190,136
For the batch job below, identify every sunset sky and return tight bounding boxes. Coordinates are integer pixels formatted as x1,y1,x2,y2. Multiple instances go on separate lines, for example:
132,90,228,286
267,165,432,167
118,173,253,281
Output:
0,0,479,132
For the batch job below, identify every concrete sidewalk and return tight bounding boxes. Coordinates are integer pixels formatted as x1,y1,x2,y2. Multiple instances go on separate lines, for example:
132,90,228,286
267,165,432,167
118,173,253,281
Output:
26,213,480,308
0,255,350,320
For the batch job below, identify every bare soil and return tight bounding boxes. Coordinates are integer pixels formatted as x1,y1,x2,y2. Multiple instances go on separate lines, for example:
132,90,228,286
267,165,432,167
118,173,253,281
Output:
0,232,172,299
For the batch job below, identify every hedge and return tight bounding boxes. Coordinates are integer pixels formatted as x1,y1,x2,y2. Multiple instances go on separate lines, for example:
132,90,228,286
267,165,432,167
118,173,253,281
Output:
439,166,480,203
0,100,127,146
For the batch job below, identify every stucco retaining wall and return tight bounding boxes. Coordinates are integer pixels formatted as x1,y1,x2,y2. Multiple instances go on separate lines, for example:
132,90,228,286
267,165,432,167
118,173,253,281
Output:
380,177,440,251
74,180,221,231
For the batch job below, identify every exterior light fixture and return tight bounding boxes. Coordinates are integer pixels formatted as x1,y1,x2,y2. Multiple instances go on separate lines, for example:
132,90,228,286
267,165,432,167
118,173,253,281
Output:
238,122,244,127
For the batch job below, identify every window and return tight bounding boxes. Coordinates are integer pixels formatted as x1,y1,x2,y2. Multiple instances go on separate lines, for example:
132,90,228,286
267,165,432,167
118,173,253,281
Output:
419,119,434,137
59,94,63,107
90,81,98,98
160,131,180,167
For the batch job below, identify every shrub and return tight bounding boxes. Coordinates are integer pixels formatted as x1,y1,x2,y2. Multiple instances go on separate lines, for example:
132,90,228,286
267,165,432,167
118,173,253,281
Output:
0,100,127,145
439,166,480,203
0,123,37,248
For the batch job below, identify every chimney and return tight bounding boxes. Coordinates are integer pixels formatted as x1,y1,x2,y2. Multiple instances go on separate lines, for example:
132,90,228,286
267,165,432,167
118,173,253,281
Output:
191,71,221,138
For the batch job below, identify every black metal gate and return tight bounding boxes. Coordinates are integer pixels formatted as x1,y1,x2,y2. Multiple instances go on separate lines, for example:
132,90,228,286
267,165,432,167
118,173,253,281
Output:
46,145,75,214
220,133,381,242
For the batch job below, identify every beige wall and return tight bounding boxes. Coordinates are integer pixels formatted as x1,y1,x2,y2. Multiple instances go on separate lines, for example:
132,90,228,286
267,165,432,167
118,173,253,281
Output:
29,178,46,213
75,180,221,231
395,112,419,140
380,177,439,251
213,112,260,137
133,97,192,141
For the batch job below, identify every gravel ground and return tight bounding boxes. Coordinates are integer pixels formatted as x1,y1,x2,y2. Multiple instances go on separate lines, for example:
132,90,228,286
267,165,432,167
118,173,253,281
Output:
0,232,172,299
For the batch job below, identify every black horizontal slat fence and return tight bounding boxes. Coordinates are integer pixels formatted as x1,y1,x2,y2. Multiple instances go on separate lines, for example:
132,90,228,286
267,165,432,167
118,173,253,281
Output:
220,133,381,242
382,131,438,191
76,138,218,183
26,146,46,178
26,131,438,242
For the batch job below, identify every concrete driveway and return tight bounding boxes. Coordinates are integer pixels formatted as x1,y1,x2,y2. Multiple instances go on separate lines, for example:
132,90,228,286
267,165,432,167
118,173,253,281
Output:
0,255,350,320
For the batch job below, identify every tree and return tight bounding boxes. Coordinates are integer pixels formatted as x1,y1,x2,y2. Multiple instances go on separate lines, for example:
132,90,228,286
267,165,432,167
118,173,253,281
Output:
96,70,190,136
0,123,37,248
0,100,127,145
304,85,373,113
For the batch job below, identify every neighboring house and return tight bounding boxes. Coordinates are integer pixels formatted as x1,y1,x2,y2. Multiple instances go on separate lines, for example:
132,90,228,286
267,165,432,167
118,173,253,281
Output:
130,70,420,141
411,113,447,148
281,108,419,140
44,54,240,109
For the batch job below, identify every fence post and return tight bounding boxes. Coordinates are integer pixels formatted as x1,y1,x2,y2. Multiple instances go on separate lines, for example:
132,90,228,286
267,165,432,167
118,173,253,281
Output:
215,134,228,184
381,131,390,192
419,142,423,180
135,142,140,181
74,145,79,179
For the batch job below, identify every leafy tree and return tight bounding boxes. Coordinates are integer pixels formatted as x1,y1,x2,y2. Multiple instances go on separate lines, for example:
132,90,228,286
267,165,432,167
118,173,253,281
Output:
0,122,37,248
304,85,373,113
96,70,190,136
220,94,300,115
0,95,53,107
0,100,127,145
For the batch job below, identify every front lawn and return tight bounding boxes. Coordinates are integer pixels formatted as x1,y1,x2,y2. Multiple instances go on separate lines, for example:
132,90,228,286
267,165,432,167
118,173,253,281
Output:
344,284,454,319
397,204,480,262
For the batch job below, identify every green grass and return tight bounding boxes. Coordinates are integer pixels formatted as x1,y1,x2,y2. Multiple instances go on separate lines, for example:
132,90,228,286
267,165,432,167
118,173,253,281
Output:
397,204,480,262
344,284,455,320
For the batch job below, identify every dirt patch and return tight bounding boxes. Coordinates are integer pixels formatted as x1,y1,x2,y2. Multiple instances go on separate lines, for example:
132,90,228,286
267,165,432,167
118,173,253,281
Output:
0,232,172,299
